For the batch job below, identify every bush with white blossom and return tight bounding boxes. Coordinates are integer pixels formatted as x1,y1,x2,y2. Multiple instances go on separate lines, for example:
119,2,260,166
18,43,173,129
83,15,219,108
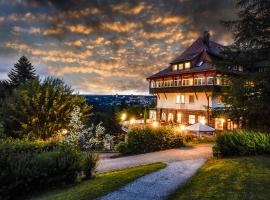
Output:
63,106,114,151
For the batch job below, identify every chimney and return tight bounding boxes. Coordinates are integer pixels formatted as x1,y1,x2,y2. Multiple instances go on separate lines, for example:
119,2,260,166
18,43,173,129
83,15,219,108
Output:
203,30,210,47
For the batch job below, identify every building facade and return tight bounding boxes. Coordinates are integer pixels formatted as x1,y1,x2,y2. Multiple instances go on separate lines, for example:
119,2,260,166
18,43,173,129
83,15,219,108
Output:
147,32,242,130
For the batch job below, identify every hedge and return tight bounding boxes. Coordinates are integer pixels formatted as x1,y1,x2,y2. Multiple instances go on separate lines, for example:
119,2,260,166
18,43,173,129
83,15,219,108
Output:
0,139,98,200
213,130,270,157
121,127,184,154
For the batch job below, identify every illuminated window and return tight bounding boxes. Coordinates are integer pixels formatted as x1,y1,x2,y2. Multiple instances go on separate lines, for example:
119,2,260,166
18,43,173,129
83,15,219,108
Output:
172,64,178,71
174,78,181,86
194,77,206,85
189,115,196,124
182,78,190,86
168,113,174,122
178,63,184,70
185,62,191,69
161,112,166,121
217,96,222,104
177,113,181,123
189,95,194,103
215,118,225,130
198,116,206,124
176,94,185,104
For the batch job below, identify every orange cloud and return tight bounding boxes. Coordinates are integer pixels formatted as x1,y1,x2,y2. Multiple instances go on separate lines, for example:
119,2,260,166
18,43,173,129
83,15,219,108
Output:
102,22,138,33
67,24,92,35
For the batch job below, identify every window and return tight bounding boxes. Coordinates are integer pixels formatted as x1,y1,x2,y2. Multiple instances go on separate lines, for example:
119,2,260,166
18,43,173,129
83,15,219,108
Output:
207,77,214,85
172,64,178,71
198,116,206,124
174,78,181,86
189,115,196,124
215,118,225,130
151,81,156,88
161,112,166,121
168,113,174,122
177,113,181,123
216,76,222,85
194,77,206,85
185,62,191,69
176,94,185,104
178,63,184,70
217,96,222,104
196,61,204,67
189,95,195,103
239,65,243,72
182,78,191,86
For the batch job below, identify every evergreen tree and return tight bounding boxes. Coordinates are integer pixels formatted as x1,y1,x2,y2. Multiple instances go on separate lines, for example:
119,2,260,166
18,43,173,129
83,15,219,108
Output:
8,56,38,87
217,0,270,131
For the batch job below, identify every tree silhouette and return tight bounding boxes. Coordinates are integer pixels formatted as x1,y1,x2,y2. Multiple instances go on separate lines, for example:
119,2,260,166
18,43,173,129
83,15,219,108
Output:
8,56,38,87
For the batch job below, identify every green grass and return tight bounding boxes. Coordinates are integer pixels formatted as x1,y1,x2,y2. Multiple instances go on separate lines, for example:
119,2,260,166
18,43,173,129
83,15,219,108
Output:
169,156,270,200
29,162,166,200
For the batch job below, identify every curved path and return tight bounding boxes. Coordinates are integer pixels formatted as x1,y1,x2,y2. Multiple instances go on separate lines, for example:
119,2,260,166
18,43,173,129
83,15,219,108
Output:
97,144,212,173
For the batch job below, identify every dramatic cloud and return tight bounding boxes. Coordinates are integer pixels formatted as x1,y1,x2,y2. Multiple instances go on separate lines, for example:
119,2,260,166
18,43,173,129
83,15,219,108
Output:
0,0,237,94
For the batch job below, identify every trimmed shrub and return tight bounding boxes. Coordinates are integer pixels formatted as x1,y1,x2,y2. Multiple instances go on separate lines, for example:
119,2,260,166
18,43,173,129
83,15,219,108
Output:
81,152,99,179
0,139,97,200
213,130,270,157
115,141,129,154
125,127,184,154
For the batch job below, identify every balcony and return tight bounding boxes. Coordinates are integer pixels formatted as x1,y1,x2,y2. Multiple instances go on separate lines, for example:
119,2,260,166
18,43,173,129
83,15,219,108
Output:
149,77,227,93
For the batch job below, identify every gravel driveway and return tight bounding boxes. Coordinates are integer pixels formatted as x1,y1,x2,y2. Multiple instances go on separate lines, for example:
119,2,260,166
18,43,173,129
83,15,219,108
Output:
97,159,207,200
96,144,212,172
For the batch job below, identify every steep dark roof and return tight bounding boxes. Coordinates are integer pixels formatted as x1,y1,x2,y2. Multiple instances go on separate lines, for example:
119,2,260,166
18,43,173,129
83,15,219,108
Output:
147,37,224,80
171,37,224,64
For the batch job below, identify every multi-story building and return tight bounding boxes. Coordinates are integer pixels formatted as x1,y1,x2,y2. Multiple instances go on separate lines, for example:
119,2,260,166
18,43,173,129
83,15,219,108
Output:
147,31,242,130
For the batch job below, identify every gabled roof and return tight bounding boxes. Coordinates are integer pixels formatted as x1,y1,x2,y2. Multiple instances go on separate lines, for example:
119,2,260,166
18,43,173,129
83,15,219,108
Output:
171,37,224,64
147,36,224,80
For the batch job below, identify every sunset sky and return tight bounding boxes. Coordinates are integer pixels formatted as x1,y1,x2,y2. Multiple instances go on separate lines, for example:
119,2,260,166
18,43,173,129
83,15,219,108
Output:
0,0,237,94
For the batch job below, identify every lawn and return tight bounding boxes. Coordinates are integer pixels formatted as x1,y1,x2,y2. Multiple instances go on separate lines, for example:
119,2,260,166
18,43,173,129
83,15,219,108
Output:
29,162,166,200
169,156,270,200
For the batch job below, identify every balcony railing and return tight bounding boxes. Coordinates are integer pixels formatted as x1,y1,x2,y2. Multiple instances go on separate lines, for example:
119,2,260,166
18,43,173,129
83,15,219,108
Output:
150,78,228,88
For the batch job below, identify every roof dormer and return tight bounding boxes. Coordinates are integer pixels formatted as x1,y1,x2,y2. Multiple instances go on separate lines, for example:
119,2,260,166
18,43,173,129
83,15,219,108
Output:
172,61,191,71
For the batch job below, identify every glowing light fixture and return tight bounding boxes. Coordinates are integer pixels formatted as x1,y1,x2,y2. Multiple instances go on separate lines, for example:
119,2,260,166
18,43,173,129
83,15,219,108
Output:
221,118,225,123
121,113,127,121
130,118,136,124
200,118,206,125
152,121,159,128
180,125,186,131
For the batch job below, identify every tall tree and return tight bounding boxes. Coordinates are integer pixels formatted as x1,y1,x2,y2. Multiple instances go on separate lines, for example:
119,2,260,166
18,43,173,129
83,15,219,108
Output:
218,0,270,131
8,56,38,87
222,0,270,49
1,77,91,140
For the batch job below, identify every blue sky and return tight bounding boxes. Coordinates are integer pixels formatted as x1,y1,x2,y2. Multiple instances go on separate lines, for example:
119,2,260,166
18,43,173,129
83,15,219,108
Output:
0,0,236,94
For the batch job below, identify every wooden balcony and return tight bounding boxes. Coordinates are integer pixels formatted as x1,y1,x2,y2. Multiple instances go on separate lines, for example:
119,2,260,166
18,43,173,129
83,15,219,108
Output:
149,85,223,94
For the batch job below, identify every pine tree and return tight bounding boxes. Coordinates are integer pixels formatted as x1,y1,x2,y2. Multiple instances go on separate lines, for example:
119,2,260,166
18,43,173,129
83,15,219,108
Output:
8,56,38,87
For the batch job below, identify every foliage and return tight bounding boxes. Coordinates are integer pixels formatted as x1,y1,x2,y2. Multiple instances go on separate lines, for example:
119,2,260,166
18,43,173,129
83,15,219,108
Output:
8,55,38,87
222,0,270,49
30,163,166,200
215,0,270,132
1,78,90,140
0,139,85,200
123,127,184,154
81,152,99,179
63,106,109,151
213,130,270,157
169,156,270,200
115,141,129,154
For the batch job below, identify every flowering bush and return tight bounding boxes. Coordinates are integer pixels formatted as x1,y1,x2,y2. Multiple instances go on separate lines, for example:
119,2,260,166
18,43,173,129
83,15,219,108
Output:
63,106,111,151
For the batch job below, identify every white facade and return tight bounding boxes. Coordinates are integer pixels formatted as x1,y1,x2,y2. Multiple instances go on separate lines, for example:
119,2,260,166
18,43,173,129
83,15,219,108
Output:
156,92,224,110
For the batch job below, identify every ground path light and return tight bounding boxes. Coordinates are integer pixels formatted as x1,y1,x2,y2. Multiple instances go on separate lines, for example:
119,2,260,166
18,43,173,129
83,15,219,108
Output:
152,121,159,128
